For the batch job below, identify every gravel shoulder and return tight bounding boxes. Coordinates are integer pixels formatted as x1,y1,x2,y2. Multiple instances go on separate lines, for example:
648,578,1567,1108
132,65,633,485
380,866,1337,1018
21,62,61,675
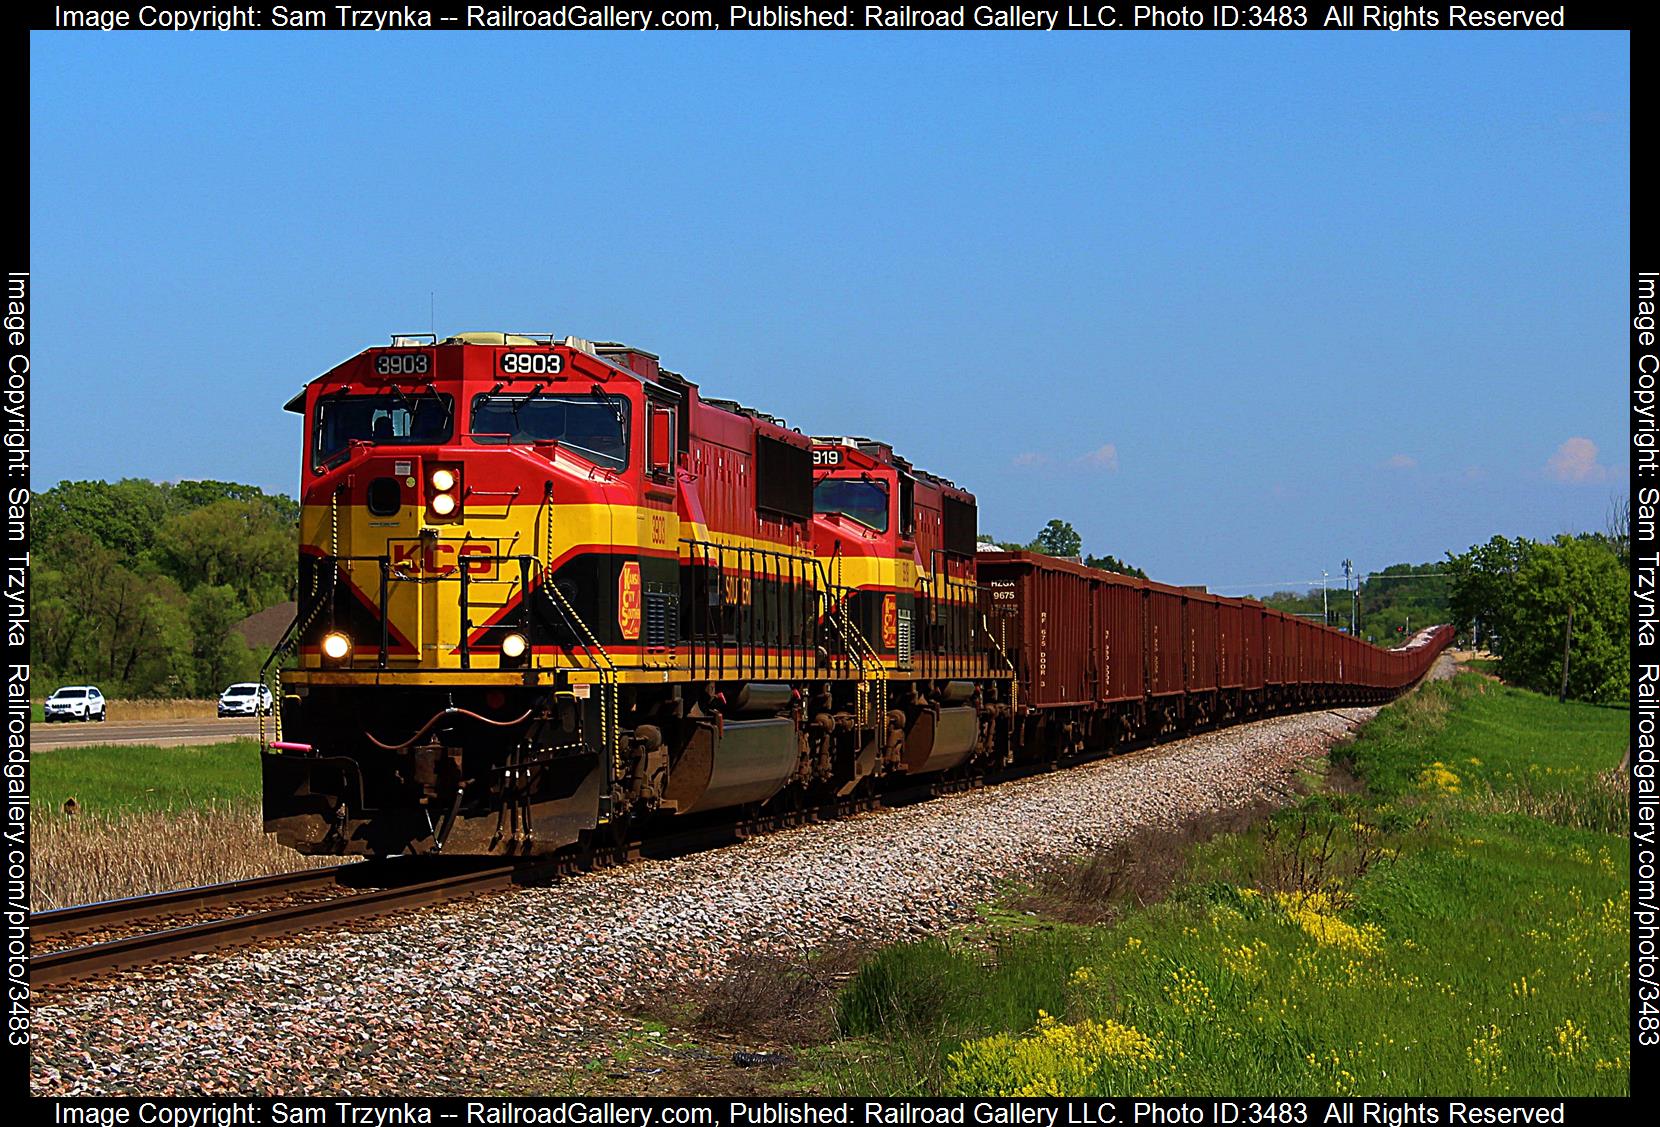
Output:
30,702,1407,1096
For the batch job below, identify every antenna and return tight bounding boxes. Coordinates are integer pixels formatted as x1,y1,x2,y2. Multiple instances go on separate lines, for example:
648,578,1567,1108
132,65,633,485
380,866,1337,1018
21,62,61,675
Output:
430,291,435,335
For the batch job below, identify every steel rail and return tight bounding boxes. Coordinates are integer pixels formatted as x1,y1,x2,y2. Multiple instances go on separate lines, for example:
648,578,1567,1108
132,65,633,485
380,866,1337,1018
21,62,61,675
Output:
31,865,377,939
31,863,527,988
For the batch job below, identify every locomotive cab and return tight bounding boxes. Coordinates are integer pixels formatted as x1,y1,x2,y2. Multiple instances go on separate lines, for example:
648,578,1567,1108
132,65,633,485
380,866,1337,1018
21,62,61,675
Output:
266,333,674,857
809,437,1000,776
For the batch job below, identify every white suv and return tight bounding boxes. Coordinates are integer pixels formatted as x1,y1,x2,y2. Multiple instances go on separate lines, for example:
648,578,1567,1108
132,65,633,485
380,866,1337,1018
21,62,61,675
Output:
43,686,107,723
218,683,274,717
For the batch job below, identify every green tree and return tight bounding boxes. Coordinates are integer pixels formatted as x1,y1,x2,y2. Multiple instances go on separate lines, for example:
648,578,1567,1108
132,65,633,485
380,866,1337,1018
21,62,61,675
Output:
1356,561,1452,640
1084,553,1147,579
1446,535,1536,651
189,584,259,694
153,500,295,612
32,479,169,559
165,479,300,525
31,477,301,697
32,532,192,695
1034,519,1082,558
1502,537,1629,701
1258,589,1325,620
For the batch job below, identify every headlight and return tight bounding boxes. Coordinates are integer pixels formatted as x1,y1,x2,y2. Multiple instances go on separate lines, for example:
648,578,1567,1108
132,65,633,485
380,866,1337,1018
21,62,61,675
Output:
321,631,351,660
431,468,456,492
500,632,528,659
430,492,457,516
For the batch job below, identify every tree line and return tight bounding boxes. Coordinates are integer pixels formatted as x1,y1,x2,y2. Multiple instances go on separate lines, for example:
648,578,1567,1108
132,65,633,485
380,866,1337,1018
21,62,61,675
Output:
1254,562,1453,643
977,519,1148,578
1445,530,1628,703
32,479,298,698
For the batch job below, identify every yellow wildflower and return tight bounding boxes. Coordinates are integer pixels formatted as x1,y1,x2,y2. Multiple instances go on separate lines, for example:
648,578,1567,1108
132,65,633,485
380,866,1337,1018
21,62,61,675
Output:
945,1011,1162,1096
1467,1024,1506,1082
1275,891,1385,956
1548,1019,1588,1061
1416,762,1461,794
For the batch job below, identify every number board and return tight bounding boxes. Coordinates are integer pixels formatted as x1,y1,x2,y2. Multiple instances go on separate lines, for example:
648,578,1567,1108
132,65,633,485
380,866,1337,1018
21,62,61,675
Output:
374,352,431,376
500,351,565,376
812,448,843,467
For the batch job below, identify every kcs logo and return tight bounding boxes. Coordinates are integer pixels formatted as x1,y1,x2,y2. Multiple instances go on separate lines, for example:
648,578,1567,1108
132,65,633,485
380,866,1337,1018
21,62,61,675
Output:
618,562,642,640
390,539,496,578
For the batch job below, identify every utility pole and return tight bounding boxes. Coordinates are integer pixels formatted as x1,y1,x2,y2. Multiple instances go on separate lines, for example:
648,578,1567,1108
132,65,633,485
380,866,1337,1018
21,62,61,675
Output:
1559,604,1575,703
1343,559,1354,635
1322,570,1329,627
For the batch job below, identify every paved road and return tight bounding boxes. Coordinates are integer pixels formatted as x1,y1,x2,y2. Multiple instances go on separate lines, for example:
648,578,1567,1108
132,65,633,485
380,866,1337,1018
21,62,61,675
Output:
30,717,266,749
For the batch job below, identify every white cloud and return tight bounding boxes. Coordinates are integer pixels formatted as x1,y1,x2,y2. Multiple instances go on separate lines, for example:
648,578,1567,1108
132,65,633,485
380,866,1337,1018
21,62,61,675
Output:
1076,444,1119,471
1012,451,1050,468
1545,437,1609,483
1384,454,1417,470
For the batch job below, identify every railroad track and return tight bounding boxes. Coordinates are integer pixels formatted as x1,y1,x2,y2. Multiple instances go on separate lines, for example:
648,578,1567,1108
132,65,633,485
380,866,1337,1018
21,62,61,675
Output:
31,700,1393,989
28,786,890,989
29,859,542,988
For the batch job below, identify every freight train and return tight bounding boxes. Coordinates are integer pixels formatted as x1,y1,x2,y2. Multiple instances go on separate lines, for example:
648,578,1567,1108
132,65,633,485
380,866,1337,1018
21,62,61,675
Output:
261,332,1451,858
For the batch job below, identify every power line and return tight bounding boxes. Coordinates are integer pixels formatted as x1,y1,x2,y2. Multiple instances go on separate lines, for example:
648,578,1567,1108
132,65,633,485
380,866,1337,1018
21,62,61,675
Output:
1188,570,1453,593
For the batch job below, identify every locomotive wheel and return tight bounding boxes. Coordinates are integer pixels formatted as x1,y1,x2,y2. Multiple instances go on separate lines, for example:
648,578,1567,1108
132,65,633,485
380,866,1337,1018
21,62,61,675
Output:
579,813,639,867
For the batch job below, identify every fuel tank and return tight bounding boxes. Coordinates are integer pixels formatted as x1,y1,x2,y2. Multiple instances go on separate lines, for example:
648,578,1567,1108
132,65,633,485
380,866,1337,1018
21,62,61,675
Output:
662,716,800,815
900,705,979,775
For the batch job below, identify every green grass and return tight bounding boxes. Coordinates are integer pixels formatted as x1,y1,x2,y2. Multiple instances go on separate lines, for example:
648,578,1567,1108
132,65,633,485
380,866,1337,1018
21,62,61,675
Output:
1337,675,1624,799
32,741,263,816
819,676,1630,1096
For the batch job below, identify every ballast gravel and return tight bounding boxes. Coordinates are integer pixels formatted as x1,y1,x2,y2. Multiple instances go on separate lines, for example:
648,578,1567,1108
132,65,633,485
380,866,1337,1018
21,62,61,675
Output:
30,705,1386,1096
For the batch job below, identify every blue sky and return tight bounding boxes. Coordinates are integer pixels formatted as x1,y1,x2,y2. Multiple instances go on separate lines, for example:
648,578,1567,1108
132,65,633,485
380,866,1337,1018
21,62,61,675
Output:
29,32,1629,591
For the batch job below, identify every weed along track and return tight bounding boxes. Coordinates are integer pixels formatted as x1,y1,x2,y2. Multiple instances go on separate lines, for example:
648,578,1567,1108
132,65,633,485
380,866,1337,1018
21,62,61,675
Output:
29,704,1378,1096
31,692,1388,993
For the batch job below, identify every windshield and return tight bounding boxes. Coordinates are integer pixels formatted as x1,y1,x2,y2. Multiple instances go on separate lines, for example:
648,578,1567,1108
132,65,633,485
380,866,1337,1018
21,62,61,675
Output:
52,689,87,699
224,686,257,696
313,393,454,465
470,394,630,470
814,478,889,532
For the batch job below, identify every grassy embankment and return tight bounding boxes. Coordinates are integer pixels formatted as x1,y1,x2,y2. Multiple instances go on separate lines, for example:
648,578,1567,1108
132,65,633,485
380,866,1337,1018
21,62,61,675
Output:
810,674,1628,1096
29,740,332,910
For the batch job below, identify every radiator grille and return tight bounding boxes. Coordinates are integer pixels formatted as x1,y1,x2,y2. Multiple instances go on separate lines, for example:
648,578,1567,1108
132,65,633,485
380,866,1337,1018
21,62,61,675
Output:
644,589,679,651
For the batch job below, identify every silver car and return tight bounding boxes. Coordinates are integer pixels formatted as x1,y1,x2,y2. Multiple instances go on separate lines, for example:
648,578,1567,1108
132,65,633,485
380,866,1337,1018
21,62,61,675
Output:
218,683,274,717
43,686,107,723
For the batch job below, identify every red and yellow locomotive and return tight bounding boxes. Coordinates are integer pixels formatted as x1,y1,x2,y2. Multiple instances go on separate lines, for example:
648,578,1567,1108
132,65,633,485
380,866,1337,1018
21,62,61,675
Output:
261,330,1450,860
263,333,1005,857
